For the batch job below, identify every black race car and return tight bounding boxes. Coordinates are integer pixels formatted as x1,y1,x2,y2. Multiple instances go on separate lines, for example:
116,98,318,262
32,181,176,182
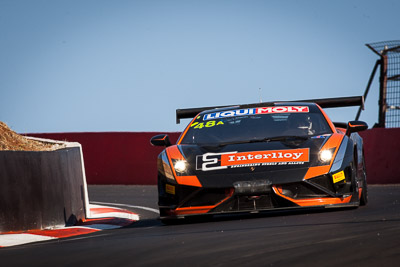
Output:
151,96,368,221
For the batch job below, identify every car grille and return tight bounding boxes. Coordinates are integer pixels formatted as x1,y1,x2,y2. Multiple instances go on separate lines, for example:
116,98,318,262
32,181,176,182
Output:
180,188,230,207
278,175,334,199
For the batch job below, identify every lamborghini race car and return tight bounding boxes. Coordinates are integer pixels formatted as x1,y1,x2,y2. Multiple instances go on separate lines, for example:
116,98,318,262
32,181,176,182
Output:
151,96,368,221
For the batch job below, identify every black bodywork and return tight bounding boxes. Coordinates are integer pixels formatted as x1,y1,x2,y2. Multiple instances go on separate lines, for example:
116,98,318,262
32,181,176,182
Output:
151,100,368,220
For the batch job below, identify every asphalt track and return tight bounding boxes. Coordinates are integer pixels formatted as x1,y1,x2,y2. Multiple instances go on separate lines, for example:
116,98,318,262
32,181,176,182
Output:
1,185,400,267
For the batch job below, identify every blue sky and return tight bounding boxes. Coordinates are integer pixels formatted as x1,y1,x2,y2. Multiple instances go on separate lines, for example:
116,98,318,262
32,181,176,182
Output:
1,0,399,133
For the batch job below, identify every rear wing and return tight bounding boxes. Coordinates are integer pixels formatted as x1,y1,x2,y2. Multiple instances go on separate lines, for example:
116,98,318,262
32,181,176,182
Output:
176,96,364,124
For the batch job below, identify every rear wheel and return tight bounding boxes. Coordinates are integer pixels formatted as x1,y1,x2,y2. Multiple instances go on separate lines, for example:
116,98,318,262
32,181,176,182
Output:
359,158,368,206
350,151,361,205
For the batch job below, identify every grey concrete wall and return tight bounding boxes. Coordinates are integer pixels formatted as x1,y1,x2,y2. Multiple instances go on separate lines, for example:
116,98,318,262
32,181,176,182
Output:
0,146,88,232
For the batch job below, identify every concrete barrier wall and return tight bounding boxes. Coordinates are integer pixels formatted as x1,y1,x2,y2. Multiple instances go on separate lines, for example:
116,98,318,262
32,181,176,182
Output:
27,132,181,185
0,144,88,232
28,128,400,185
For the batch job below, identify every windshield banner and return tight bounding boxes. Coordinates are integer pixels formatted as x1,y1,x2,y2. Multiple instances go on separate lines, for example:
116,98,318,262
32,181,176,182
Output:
203,106,309,121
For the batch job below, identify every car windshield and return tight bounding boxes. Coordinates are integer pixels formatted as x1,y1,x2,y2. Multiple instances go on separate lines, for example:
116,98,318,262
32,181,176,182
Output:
179,106,333,145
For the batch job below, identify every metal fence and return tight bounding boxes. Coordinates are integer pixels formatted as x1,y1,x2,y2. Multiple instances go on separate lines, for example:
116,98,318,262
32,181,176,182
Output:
366,40,400,128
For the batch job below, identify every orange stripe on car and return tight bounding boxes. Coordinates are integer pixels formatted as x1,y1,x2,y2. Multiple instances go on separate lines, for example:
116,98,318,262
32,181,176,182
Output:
166,145,185,160
304,133,344,180
166,145,202,187
348,122,364,127
304,166,331,180
175,176,202,187
177,115,199,145
291,195,353,206
173,206,215,215
321,132,343,150
173,188,234,215
273,185,352,206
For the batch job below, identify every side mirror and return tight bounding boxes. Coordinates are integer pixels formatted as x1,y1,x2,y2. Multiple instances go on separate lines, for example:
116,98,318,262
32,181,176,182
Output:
346,121,368,136
150,134,172,147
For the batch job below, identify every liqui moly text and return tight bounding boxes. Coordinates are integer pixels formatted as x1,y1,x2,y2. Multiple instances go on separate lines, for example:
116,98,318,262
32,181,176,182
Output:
203,106,309,120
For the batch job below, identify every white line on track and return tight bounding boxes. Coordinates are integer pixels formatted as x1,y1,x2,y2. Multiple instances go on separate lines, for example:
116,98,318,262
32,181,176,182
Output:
57,233,111,243
90,201,160,214
0,234,56,247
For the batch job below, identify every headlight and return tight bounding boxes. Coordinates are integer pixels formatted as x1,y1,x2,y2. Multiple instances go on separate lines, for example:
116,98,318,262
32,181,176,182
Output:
319,150,333,163
174,160,188,173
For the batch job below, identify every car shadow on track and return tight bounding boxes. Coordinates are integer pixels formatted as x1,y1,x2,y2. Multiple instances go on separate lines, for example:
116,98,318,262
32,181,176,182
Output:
124,206,364,228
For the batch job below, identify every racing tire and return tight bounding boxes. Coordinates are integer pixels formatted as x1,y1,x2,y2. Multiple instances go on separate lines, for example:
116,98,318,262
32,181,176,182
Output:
359,158,368,206
350,160,359,202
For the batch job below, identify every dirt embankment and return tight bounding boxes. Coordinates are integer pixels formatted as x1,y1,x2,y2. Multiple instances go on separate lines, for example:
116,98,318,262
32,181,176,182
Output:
0,122,63,151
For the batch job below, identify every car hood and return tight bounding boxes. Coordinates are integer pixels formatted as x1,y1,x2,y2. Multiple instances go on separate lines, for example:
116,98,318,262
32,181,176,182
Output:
176,135,338,188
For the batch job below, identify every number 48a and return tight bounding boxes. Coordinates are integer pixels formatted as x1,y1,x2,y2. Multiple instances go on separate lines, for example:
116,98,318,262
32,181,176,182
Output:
191,120,223,129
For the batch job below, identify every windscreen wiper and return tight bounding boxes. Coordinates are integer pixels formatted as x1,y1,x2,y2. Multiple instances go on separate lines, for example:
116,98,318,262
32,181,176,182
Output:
263,136,309,142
